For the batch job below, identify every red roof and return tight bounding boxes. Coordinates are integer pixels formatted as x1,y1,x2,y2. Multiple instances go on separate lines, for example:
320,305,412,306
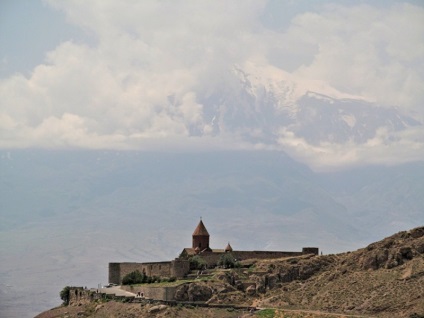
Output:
192,220,210,236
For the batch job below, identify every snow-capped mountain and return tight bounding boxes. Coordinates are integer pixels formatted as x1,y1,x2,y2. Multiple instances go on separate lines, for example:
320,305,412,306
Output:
198,63,421,146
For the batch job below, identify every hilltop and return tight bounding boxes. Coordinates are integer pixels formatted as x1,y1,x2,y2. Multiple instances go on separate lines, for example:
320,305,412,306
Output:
36,226,424,318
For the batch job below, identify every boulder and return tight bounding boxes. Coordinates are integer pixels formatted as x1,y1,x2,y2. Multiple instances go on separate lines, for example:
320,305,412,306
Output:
415,241,424,254
187,284,213,301
361,249,389,270
148,305,167,313
410,227,424,239
399,246,413,260
267,274,279,289
279,266,300,282
174,284,189,301
217,272,238,285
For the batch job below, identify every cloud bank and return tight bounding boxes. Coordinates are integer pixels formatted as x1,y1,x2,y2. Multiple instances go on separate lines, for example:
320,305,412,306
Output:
0,1,423,170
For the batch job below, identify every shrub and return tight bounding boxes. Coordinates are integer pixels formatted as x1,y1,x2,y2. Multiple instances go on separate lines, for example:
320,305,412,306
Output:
59,286,71,306
122,270,146,285
189,255,207,270
168,276,177,282
218,253,240,268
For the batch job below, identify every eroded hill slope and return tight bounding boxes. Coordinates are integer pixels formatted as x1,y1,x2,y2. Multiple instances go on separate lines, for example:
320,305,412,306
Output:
251,226,424,317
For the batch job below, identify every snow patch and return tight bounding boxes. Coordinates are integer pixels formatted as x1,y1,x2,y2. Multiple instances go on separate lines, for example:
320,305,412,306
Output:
342,114,357,128
234,61,371,106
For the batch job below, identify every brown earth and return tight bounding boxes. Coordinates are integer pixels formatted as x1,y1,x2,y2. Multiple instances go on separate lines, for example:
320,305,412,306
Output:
251,226,424,318
34,302,371,318
36,226,424,318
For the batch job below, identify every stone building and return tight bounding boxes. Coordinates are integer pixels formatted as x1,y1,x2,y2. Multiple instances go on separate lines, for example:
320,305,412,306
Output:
109,219,318,285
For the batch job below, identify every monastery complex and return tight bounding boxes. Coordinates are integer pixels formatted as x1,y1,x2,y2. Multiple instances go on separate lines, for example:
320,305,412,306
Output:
109,219,318,285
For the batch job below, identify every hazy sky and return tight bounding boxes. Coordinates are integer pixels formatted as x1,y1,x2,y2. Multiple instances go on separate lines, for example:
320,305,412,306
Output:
1,0,423,169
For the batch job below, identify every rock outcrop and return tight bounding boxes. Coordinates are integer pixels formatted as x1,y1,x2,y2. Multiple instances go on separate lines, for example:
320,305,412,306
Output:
174,283,213,301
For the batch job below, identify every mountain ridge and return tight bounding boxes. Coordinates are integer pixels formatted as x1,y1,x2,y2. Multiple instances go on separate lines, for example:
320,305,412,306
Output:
192,63,424,171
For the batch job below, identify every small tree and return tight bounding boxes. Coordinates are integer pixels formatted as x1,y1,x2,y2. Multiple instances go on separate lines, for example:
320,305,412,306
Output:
218,253,240,268
59,286,71,306
189,255,207,270
122,270,146,285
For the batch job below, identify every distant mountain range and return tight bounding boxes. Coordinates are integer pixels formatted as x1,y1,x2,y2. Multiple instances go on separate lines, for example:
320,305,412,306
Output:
194,63,421,148
1,150,422,244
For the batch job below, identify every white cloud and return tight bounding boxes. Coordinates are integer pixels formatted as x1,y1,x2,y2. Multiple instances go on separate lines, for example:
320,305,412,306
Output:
0,1,423,170
277,126,424,171
288,3,424,112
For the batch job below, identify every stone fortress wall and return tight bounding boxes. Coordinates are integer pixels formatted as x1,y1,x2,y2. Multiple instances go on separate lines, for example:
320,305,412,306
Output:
193,249,316,268
68,287,102,305
109,248,318,284
109,259,190,285
108,220,318,285
120,285,177,301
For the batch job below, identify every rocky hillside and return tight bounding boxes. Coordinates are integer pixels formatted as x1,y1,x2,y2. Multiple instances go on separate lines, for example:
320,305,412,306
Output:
36,226,424,318
249,226,424,317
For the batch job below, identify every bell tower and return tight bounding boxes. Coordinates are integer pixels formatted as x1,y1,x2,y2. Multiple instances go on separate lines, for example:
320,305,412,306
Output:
192,218,211,251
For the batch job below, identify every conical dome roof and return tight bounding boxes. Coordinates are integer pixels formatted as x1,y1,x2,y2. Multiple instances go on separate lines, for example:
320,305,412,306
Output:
193,219,209,236
225,242,233,252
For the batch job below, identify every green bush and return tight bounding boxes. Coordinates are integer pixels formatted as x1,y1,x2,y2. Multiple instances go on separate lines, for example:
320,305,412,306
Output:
168,276,177,282
217,253,240,268
189,255,207,270
121,270,172,285
122,270,146,285
59,286,71,306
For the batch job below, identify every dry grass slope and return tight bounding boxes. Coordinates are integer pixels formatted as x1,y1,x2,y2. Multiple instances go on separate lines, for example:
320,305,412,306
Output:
254,226,424,317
